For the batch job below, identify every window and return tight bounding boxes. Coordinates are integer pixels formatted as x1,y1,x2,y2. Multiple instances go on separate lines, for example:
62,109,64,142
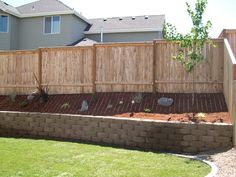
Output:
0,15,8,33
44,16,60,34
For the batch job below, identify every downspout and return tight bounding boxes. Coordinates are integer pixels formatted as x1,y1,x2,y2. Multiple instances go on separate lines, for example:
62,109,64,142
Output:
100,18,104,43
100,27,103,43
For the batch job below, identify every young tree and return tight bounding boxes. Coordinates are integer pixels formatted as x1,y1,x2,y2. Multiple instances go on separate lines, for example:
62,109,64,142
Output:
163,0,212,105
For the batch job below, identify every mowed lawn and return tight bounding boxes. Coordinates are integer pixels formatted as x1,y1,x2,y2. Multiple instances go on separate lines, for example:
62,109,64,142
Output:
0,138,210,177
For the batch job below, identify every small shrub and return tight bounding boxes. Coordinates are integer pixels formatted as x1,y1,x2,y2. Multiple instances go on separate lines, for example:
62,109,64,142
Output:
91,94,98,102
61,102,70,109
20,101,28,108
193,113,206,123
144,108,152,113
33,73,49,103
196,113,206,119
133,93,143,104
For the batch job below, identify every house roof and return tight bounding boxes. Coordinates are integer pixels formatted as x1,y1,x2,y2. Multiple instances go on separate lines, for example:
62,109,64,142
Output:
0,0,91,24
84,15,165,34
0,1,21,16
75,38,97,46
17,0,72,15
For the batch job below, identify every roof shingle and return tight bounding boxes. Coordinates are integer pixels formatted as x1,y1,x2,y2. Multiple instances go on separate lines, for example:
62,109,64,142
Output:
85,15,165,34
16,0,72,15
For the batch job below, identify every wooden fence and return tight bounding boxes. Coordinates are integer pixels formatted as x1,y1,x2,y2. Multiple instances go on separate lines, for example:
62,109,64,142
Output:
0,39,224,95
41,47,94,94
220,29,236,58
154,40,223,93
0,50,39,95
223,38,236,146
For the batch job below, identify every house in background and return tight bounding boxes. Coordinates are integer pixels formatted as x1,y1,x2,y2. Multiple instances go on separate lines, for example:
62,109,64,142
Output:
0,0,90,50
0,0,165,50
85,15,165,43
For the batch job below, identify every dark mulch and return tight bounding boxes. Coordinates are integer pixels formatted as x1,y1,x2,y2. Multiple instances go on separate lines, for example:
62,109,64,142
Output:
0,92,231,123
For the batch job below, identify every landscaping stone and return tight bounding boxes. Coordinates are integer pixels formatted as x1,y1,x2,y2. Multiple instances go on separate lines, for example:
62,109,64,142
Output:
158,97,174,107
27,95,35,101
0,111,233,153
198,148,236,177
119,100,123,105
79,100,89,112
107,103,113,109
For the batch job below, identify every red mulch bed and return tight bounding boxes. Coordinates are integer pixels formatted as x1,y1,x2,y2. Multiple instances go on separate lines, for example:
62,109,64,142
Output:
0,92,231,124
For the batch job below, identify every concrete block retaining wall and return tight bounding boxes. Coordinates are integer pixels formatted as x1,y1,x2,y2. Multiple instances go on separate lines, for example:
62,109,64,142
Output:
0,111,233,153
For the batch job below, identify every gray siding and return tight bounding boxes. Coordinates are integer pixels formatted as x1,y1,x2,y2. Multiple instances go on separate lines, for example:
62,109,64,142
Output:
85,31,163,43
0,10,18,50
10,15,19,50
18,14,88,50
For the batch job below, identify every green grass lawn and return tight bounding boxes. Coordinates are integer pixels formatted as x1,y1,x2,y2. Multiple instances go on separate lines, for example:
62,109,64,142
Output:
0,138,210,177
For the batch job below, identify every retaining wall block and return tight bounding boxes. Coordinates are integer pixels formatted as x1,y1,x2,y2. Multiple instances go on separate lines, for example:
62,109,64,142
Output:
0,112,233,153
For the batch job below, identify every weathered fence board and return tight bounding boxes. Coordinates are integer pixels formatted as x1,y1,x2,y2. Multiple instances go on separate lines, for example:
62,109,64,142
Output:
223,39,236,124
41,47,94,94
221,29,236,58
0,51,38,95
95,43,153,92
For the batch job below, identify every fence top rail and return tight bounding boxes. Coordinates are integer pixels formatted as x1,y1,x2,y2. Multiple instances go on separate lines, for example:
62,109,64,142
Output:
94,41,153,47
0,49,38,55
154,38,223,44
219,29,236,38
223,29,236,34
0,39,224,54
40,46,93,52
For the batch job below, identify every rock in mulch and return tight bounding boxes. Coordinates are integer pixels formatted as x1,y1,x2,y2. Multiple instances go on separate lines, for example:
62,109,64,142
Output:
27,95,35,101
79,100,89,112
158,97,174,107
107,103,113,109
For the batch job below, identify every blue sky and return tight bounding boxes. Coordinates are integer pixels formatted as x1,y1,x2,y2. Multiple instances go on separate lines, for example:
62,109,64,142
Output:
3,0,236,37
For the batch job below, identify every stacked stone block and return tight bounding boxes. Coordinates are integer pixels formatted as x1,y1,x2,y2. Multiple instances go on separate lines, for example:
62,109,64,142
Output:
0,111,233,153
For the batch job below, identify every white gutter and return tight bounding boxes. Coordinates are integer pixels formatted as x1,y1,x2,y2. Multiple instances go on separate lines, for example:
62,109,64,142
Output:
84,28,163,34
100,27,104,43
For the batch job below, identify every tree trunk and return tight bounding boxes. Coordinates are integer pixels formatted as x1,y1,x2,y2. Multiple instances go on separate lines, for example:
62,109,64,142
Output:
192,65,195,106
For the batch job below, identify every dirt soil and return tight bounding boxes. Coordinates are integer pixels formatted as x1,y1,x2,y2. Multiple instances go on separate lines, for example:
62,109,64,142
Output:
0,92,231,124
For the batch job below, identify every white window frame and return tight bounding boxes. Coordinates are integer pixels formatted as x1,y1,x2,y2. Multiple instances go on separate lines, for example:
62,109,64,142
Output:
43,16,61,35
0,14,9,33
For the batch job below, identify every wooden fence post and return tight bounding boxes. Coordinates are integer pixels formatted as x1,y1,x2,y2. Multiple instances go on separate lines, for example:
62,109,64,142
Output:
233,81,236,148
153,40,156,93
38,48,42,88
92,45,97,93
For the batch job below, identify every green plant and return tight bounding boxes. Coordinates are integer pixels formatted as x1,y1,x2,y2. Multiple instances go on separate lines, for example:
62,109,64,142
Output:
91,93,98,102
61,102,70,109
163,0,213,105
193,112,206,122
9,92,17,103
19,100,28,108
133,93,143,104
33,73,49,103
144,108,152,113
